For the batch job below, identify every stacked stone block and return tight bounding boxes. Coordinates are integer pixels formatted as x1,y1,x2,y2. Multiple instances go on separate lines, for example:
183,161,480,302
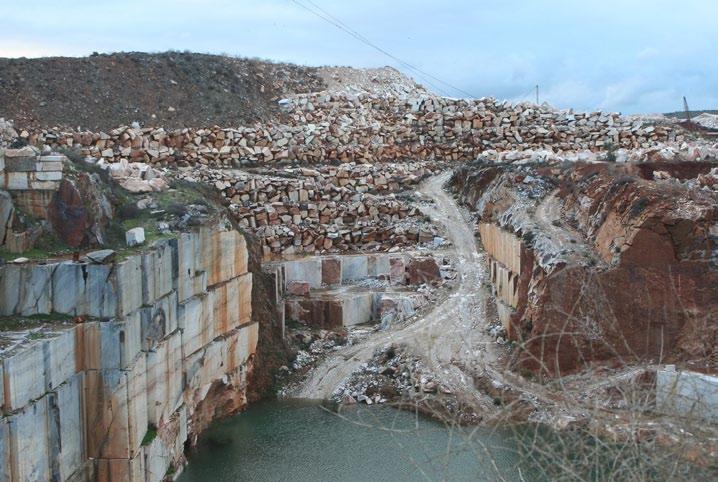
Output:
0,224,256,482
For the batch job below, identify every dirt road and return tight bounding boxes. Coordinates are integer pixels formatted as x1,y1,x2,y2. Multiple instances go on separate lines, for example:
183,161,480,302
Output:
292,172,503,406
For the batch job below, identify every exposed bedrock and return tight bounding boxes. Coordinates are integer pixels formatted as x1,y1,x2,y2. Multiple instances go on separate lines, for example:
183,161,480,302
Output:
452,158,718,376
0,224,261,481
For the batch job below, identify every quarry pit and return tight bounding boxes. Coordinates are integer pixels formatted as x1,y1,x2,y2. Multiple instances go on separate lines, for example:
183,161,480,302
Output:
0,57,717,481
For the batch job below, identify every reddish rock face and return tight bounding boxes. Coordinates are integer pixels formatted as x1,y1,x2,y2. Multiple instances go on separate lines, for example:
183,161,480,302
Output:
454,160,718,377
285,298,344,329
48,174,113,248
406,257,441,285
48,178,90,247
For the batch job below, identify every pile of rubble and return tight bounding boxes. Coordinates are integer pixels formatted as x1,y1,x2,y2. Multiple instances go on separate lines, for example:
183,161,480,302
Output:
5,93,678,167
331,345,447,406
181,161,444,257
473,140,718,165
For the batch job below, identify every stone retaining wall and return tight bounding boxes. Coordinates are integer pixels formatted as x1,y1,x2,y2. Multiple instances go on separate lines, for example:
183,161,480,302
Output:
0,224,256,481
0,147,66,253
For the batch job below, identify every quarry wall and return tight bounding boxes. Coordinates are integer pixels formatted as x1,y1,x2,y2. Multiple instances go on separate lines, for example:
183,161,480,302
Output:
453,161,718,376
0,225,257,481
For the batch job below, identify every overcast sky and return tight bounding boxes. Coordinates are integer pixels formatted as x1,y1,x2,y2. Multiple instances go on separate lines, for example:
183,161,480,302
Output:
3,0,716,114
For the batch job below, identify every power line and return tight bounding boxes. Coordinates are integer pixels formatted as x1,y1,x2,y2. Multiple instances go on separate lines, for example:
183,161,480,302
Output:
288,0,450,96
289,0,477,98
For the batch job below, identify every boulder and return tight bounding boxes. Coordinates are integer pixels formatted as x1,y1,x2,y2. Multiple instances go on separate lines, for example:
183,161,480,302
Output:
125,227,145,247
84,249,116,264
406,257,441,285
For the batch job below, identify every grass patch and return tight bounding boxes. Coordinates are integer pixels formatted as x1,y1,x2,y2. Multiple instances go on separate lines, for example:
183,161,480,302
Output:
141,424,158,446
0,312,73,332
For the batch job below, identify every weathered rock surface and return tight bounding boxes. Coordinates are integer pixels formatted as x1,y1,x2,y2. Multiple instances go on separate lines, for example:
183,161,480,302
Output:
453,156,718,376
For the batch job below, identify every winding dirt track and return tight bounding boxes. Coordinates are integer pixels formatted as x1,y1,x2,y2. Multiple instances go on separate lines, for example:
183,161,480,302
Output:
292,173,502,406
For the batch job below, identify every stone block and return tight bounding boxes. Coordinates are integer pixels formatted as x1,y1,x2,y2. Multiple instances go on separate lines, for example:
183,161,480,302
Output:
284,258,322,288
145,332,183,427
52,262,88,315
85,356,148,460
287,280,310,296
657,367,718,422
178,294,213,357
389,256,406,285
4,156,36,172
201,227,249,287
35,170,63,181
341,256,368,282
342,292,374,326
77,317,142,371
48,373,85,482
209,274,252,338
29,179,61,190
85,264,119,319
2,341,45,411
0,364,4,411
144,435,171,482
125,227,145,247
406,257,441,285
142,240,175,304
183,344,220,402
177,231,207,302
42,327,77,391
140,291,178,351
116,256,143,317
36,161,64,172
37,155,66,163
144,405,188,482
285,297,344,329
7,397,51,482
0,417,9,482
0,190,13,247
321,257,342,286
3,146,37,158
96,450,145,482
235,322,259,369
11,189,54,218
368,254,392,278
0,263,55,316
479,223,522,274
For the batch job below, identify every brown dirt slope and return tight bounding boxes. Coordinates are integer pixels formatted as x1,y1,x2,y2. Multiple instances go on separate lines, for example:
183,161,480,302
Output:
0,51,326,130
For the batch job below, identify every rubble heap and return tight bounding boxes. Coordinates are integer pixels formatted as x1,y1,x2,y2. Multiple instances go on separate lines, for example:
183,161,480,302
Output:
185,161,443,257
5,94,678,167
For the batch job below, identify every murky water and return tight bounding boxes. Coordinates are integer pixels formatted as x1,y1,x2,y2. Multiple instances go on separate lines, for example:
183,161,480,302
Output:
179,400,531,482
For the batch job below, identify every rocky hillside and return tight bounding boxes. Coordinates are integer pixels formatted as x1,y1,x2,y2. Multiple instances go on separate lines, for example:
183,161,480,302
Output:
0,52,327,130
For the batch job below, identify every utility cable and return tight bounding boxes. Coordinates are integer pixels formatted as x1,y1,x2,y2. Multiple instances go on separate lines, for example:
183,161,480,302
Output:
289,0,477,98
